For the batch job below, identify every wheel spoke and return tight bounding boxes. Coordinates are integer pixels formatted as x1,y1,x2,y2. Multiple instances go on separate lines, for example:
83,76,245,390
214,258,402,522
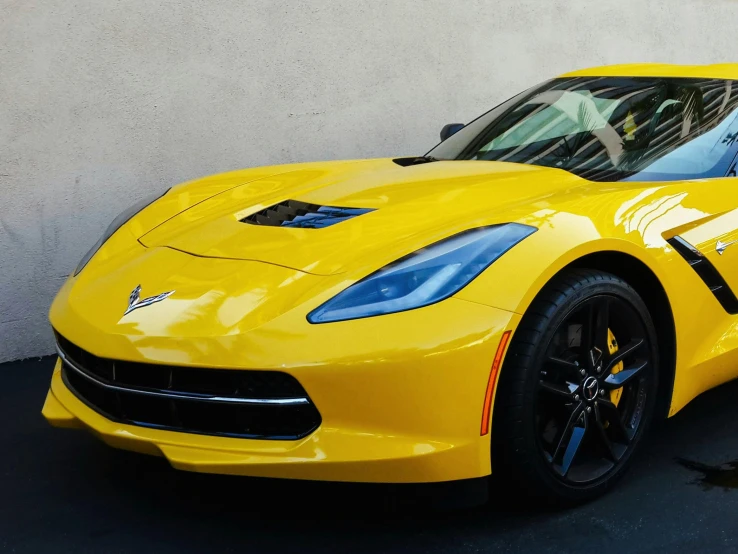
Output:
547,356,580,373
606,339,645,372
552,404,587,475
594,402,620,462
603,360,648,390
557,407,588,476
597,399,632,444
581,302,595,353
539,380,578,399
553,405,583,460
593,296,611,353
562,426,587,477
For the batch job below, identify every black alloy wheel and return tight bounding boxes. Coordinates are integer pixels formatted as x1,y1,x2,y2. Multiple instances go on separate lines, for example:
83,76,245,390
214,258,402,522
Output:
492,269,659,505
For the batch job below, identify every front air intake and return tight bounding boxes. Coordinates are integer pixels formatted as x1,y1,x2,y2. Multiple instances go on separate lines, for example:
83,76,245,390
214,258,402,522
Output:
55,332,322,440
241,199,374,229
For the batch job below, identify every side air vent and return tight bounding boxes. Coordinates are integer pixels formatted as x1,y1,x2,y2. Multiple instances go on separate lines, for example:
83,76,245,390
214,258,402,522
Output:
241,200,374,229
667,236,738,314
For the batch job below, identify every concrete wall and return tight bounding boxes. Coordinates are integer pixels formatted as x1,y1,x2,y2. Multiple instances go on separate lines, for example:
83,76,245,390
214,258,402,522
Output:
0,0,735,362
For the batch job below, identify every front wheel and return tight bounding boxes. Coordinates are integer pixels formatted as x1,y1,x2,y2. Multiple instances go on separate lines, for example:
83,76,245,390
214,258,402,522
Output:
491,269,659,505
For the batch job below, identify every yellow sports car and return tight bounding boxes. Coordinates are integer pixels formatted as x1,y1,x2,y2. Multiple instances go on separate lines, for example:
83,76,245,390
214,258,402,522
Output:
43,63,738,505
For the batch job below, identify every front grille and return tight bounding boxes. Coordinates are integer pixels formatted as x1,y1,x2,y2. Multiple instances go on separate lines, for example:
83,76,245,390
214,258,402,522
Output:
55,333,321,440
241,199,374,228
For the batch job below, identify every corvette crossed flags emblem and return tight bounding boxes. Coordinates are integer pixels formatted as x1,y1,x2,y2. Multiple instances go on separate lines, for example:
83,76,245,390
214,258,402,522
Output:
716,239,738,256
124,285,175,316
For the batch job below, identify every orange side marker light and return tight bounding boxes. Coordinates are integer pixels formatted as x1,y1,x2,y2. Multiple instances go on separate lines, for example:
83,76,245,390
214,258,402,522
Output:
480,330,512,436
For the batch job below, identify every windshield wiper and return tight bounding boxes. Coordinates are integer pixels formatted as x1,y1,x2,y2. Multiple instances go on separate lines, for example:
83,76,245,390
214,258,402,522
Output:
392,155,441,167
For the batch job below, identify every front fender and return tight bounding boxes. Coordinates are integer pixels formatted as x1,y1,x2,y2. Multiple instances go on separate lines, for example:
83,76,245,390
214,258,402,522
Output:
454,210,674,315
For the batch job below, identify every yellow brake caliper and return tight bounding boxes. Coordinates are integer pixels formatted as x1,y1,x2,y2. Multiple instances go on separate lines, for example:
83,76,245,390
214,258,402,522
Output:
608,329,624,406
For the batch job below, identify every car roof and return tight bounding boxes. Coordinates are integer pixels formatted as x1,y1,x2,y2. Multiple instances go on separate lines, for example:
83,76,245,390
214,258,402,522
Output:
561,63,738,80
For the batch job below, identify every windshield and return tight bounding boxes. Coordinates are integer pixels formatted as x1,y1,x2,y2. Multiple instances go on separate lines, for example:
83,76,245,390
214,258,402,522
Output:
427,77,738,182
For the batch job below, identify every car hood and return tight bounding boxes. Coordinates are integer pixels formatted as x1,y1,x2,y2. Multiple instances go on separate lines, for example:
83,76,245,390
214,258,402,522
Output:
140,158,585,276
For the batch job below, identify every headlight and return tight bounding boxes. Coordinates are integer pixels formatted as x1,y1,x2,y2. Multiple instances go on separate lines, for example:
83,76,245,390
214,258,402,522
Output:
308,223,536,323
74,190,168,276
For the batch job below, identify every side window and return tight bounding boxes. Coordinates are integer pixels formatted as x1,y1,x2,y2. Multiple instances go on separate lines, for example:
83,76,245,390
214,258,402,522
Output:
724,130,738,177
621,80,738,182
625,107,738,180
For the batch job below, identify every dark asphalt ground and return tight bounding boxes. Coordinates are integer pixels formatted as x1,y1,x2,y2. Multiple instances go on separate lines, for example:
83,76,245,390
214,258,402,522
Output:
3,356,738,553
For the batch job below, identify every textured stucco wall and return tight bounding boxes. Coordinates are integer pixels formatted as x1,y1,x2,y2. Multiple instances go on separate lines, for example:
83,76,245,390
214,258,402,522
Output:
0,0,735,362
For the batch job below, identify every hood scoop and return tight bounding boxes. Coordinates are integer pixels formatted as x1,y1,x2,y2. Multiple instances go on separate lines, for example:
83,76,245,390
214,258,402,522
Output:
241,199,374,229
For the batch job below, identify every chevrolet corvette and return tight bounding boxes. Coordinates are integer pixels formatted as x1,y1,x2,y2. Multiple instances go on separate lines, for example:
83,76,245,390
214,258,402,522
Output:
43,63,738,505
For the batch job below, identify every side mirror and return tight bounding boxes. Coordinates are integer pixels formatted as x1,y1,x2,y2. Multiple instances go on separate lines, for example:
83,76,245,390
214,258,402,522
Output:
440,123,464,141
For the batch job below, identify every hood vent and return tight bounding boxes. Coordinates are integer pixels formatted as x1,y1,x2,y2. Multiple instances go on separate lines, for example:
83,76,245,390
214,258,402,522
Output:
241,199,374,229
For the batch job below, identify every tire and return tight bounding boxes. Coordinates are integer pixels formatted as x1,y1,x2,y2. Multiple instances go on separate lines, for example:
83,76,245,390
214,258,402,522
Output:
491,269,659,506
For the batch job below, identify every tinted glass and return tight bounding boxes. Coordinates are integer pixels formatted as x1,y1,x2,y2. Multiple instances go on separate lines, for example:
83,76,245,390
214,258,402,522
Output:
428,77,738,182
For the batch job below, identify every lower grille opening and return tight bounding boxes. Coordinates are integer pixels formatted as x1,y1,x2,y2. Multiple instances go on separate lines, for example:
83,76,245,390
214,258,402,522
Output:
57,333,321,440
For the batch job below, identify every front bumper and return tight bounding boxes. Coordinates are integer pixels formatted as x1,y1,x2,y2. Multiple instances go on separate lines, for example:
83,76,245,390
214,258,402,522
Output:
44,294,519,484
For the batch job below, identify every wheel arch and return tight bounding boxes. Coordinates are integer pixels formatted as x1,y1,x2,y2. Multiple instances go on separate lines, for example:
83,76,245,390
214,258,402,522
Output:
562,251,677,419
